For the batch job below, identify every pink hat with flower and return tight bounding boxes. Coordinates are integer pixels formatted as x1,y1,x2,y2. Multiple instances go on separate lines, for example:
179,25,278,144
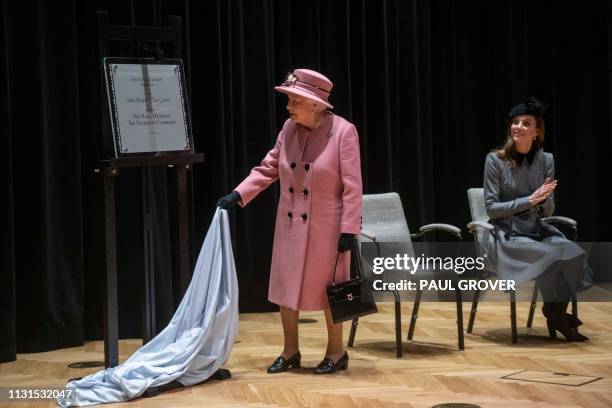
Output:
274,68,334,109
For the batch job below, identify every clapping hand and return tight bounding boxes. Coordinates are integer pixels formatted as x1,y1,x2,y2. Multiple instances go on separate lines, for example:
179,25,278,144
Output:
529,178,557,206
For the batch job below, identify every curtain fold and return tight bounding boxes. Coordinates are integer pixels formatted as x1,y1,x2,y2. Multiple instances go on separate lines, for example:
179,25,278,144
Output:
1,0,16,363
1,0,610,362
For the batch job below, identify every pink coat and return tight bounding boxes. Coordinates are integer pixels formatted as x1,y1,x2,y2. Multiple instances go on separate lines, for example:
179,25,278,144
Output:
235,113,362,310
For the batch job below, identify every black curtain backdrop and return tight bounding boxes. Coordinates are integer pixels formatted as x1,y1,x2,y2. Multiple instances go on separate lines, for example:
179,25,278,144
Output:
1,0,610,362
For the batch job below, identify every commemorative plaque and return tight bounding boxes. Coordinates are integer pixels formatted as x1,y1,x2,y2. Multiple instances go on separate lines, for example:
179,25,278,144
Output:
103,58,194,157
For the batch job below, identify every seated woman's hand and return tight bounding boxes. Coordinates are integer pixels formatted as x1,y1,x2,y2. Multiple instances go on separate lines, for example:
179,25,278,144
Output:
529,178,557,206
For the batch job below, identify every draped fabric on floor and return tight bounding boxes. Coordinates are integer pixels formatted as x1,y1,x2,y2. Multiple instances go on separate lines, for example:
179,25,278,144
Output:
1,0,611,362
60,209,238,406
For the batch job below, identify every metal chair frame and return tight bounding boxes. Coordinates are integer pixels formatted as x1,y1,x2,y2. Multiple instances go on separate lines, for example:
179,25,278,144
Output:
347,193,464,357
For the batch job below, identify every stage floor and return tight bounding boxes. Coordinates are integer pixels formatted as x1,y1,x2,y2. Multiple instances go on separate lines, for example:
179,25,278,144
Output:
2,302,612,407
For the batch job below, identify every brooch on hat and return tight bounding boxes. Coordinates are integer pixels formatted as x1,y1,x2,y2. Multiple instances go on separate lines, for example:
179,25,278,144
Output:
284,72,297,86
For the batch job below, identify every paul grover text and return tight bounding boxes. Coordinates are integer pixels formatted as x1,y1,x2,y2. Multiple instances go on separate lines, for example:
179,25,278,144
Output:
372,279,516,291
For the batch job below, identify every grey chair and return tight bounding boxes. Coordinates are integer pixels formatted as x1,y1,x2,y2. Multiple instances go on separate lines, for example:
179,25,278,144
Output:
347,193,464,357
466,188,578,343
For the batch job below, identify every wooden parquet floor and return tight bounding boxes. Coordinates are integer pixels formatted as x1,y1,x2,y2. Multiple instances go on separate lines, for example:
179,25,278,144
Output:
2,302,612,407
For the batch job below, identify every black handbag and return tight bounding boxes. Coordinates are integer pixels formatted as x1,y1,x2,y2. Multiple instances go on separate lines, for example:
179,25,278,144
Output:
327,249,378,324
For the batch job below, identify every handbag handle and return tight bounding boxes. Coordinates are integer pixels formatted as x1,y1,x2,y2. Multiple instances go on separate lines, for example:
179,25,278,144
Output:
331,237,360,286
330,234,382,285
331,252,341,286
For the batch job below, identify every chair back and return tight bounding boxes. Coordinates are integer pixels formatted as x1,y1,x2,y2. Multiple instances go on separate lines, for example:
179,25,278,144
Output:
359,193,458,300
361,193,412,243
467,188,488,245
357,193,416,274
467,188,487,223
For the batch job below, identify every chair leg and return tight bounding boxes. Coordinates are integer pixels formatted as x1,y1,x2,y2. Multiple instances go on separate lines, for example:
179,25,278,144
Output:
348,318,358,347
571,296,578,320
407,289,422,341
393,290,402,358
455,288,465,350
467,289,480,333
527,282,539,328
510,290,517,344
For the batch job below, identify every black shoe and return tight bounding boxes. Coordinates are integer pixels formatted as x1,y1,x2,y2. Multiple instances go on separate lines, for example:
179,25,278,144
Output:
565,313,583,328
546,317,588,342
266,351,301,374
313,352,348,374
543,303,583,328
546,319,589,341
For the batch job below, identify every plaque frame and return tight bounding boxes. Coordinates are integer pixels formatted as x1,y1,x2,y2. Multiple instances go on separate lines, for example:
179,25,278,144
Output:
103,57,195,158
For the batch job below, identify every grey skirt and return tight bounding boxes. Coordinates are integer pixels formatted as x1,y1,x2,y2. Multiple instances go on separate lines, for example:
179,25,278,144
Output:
485,226,593,299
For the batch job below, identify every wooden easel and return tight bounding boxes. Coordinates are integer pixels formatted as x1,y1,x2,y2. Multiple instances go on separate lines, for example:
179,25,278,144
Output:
97,11,203,368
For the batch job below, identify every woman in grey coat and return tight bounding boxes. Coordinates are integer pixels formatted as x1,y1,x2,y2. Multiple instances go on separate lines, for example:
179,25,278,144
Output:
484,97,592,341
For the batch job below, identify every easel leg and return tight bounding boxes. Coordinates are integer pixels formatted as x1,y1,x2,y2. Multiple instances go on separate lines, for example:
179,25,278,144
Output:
142,166,156,344
103,168,119,368
176,164,190,296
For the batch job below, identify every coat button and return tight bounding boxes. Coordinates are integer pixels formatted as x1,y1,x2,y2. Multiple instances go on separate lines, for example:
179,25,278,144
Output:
304,164,310,171
289,187,294,193
301,213,307,220
290,162,296,169
302,188,309,195
288,212,293,218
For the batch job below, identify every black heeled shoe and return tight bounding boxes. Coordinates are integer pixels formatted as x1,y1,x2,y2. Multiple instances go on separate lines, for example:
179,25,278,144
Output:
546,317,588,342
267,351,301,374
543,302,586,338
566,313,583,328
313,351,348,374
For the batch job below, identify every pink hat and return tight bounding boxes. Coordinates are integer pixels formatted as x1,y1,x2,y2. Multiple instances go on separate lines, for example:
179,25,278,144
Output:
274,69,334,109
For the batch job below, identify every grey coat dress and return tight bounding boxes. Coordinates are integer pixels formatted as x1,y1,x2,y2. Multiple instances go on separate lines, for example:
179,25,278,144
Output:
483,150,593,300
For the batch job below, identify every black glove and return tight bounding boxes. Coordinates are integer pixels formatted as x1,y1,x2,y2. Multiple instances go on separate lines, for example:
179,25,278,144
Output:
217,191,241,210
338,233,354,252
